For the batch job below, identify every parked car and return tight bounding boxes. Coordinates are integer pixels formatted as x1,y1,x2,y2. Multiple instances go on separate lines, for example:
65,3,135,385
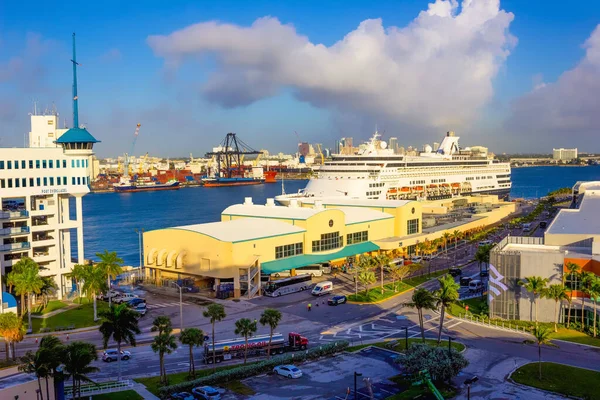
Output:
540,221,547,229
449,268,462,277
134,304,147,317
328,295,347,306
273,365,303,379
170,393,194,400
192,386,221,400
411,256,423,263
460,277,473,286
114,293,138,304
480,270,489,278
99,290,120,301
468,280,484,292
126,298,146,307
102,349,131,362
478,240,493,247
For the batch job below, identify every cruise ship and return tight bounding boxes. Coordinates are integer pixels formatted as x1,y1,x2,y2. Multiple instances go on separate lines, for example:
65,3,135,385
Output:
275,131,511,205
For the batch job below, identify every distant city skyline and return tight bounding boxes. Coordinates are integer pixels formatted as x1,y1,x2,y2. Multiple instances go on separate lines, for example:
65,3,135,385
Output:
1,0,600,157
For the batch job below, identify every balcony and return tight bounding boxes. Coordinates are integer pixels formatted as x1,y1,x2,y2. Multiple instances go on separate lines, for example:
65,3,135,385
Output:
0,210,29,220
0,242,31,252
0,226,30,236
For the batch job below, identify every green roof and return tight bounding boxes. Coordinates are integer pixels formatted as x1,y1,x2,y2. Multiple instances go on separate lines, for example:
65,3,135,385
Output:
261,241,380,274
55,127,100,144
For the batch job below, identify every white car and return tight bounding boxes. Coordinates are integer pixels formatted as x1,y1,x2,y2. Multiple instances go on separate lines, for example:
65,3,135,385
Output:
102,349,131,362
273,365,303,379
411,256,423,263
134,304,147,317
114,293,138,304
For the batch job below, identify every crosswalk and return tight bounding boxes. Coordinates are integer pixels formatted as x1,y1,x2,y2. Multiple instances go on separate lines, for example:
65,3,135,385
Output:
146,301,192,310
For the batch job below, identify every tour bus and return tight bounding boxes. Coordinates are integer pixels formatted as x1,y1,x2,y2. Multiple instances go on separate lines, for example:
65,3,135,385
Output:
295,264,324,277
263,275,312,297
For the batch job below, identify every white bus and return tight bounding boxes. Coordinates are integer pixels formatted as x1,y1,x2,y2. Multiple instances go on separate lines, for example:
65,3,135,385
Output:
263,275,312,297
295,264,324,277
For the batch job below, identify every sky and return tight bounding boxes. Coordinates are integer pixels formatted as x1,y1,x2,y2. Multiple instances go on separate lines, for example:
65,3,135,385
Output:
1,0,600,157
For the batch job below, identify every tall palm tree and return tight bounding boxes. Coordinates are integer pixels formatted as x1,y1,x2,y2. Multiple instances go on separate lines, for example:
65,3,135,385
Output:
63,341,99,399
234,318,257,365
81,263,106,321
38,335,64,400
151,322,177,385
452,229,462,249
9,257,33,316
357,270,376,299
69,264,87,304
435,275,460,344
179,328,205,378
564,262,581,328
442,232,452,253
95,250,124,307
579,271,594,328
532,327,553,380
151,315,173,335
259,308,282,358
588,277,600,337
19,350,48,399
39,276,58,309
99,304,140,381
404,288,436,342
544,284,568,332
518,276,549,328
376,253,392,294
203,303,226,371
14,261,44,331
388,263,411,292
0,312,20,361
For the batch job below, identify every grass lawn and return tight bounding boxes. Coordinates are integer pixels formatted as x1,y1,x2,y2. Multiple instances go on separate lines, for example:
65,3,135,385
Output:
511,362,600,399
221,380,256,395
347,338,465,353
32,300,69,315
92,390,143,400
348,281,412,303
404,268,454,288
447,298,487,317
550,327,600,347
30,300,108,333
135,362,259,396
387,375,456,400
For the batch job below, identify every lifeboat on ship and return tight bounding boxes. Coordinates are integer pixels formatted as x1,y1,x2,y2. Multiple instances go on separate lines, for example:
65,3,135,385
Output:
451,183,460,188
427,184,438,188
401,187,410,192
415,186,424,191
441,183,450,187
388,188,397,194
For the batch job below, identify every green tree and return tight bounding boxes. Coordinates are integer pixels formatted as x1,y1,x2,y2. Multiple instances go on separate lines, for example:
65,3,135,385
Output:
396,343,468,382
39,276,58,309
13,260,44,331
37,335,65,400
179,328,205,378
404,288,436,342
151,317,177,385
99,304,140,381
579,271,595,328
531,327,553,380
544,284,568,332
63,341,99,399
7,259,28,316
0,312,25,361
69,264,87,304
81,263,106,321
564,262,581,328
435,275,460,344
452,229,462,249
518,276,549,328
234,318,258,365
588,277,600,337
259,308,282,358
357,270,376,299
474,245,491,275
95,250,124,307
375,253,392,294
203,303,226,370
388,263,411,292
442,232,452,253
19,350,48,399
355,255,376,296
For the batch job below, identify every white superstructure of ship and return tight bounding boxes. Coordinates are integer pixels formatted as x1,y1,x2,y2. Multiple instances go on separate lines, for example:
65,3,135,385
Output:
275,131,511,205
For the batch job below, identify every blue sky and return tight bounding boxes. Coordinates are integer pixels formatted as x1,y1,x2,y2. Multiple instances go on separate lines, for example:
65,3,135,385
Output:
1,0,600,157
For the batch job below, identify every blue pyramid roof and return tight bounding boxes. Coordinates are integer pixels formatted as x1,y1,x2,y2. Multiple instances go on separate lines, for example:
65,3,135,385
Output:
55,127,100,144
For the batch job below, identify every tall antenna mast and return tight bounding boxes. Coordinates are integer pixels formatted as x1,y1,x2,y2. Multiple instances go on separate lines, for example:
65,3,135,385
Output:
71,33,80,129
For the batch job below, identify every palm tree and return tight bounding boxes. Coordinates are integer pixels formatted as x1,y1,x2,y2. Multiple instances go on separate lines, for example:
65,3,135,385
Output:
37,335,64,400
518,276,549,327
81,263,106,321
95,250,124,307
388,263,411,292
151,320,177,385
532,326,553,380
19,350,48,399
203,303,226,370
452,229,462,250
0,312,25,361
259,308,282,358
69,264,87,304
435,275,460,344
99,304,140,381
588,277,600,337
39,276,58,309
9,258,32,316
404,288,435,342
179,328,205,378
234,318,257,364
376,253,392,294
442,232,452,253
14,261,44,331
63,341,99,399
151,315,173,335
579,271,594,328
544,284,568,332
564,262,581,328
357,270,376,299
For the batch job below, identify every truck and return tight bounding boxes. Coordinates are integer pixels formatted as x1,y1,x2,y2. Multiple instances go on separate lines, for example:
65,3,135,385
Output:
203,332,309,364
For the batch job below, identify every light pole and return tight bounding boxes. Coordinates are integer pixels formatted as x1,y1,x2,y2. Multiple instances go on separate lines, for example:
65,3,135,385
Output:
403,327,409,350
464,376,478,400
448,336,454,360
172,282,183,332
354,371,362,400
134,228,144,281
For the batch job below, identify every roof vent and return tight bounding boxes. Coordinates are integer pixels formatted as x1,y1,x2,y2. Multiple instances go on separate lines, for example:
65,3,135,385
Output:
266,198,275,207
289,199,299,208
244,197,253,205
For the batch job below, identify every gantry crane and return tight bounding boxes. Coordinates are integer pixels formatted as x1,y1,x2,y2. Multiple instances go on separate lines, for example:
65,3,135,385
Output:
138,152,148,175
316,144,324,164
205,133,262,178
123,123,141,177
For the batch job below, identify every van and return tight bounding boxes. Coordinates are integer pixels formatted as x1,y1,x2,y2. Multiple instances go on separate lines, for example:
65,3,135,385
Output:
478,240,493,247
522,223,532,232
311,281,333,296
468,280,484,292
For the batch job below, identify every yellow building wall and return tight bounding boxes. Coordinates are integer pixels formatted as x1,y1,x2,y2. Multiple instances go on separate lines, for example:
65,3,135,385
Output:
303,209,347,254
231,232,305,265
345,218,395,242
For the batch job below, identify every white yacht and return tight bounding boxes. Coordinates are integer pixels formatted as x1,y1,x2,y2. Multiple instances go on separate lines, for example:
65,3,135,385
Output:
275,131,511,205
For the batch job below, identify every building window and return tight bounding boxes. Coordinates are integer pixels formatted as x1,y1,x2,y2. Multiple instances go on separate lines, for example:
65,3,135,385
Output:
77,177,81,185
36,160,40,169
312,231,343,252
76,160,80,168
29,178,34,187
63,160,66,168
21,160,25,169
56,159,60,168
14,179,19,188
7,161,12,169
14,160,18,169
347,231,368,245
0,161,4,169
21,178,26,187
49,160,53,168
63,176,67,185
565,273,580,291
72,160,75,168
275,242,304,259
29,160,33,169
72,177,76,185
0,179,4,188
43,177,47,186
49,177,54,186
407,219,419,235
8,179,12,188
42,160,47,168
36,178,41,186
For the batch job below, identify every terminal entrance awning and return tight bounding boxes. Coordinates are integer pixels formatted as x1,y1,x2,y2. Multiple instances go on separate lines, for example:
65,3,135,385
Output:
260,242,380,274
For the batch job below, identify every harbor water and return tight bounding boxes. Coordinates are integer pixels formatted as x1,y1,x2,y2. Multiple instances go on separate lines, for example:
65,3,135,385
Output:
82,166,600,265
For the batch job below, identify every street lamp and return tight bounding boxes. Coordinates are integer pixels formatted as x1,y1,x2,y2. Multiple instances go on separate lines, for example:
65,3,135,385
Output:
134,228,144,281
354,371,363,400
172,282,184,332
403,327,409,350
448,336,454,359
464,376,478,400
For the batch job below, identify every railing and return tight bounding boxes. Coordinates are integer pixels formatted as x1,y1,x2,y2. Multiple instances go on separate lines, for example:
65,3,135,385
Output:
0,210,29,219
0,226,29,236
0,242,31,252
492,235,544,253
456,313,532,335
64,379,133,399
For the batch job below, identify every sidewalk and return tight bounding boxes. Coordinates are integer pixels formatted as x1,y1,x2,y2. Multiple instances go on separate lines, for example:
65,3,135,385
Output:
31,303,80,319
132,382,160,400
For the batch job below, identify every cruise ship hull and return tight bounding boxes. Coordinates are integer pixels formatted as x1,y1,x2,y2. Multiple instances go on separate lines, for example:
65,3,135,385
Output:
114,181,180,192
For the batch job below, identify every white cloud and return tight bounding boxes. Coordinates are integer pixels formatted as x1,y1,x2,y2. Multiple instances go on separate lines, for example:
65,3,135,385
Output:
507,24,600,147
148,0,514,131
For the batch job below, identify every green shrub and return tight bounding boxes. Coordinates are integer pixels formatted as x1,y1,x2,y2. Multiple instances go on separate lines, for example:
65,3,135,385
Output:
158,341,349,398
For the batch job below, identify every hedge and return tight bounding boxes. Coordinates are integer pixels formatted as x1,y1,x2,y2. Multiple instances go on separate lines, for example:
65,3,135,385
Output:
158,340,349,398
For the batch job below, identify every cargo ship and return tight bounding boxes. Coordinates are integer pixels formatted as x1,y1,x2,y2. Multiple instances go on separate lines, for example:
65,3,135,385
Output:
113,176,180,193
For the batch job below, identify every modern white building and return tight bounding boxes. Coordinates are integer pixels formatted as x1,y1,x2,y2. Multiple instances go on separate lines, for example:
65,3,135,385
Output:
553,148,578,161
28,111,68,148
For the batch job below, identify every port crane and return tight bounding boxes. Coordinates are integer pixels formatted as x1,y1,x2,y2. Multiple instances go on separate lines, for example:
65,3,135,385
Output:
205,133,262,179
123,123,141,178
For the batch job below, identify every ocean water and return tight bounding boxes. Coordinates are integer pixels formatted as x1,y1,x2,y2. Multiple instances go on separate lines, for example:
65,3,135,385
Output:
81,166,600,265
